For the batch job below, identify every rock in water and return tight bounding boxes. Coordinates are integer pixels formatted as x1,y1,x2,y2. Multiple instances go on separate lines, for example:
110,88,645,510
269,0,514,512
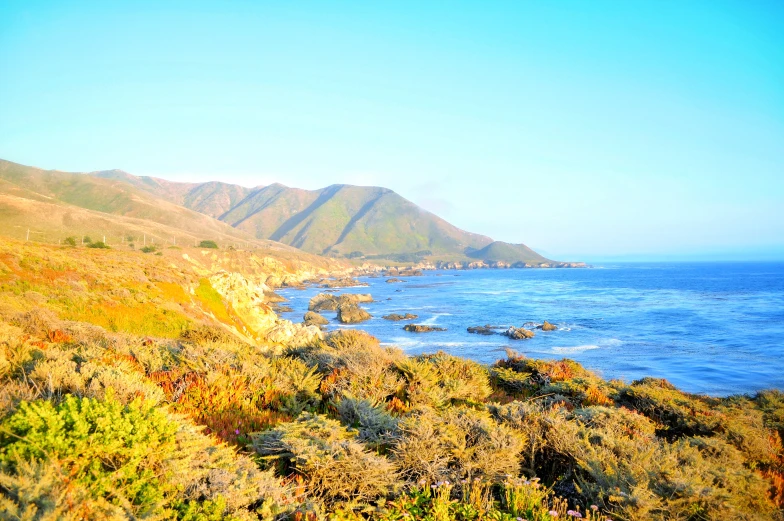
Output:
386,278,405,283
403,324,446,333
503,326,535,340
309,293,338,312
337,303,372,324
541,321,558,331
382,313,418,321
467,325,497,335
308,292,373,312
304,311,329,326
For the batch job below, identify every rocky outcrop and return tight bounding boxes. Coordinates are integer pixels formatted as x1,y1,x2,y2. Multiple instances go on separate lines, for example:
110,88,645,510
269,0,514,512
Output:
467,325,500,335
337,303,372,324
403,324,446,333
308,293,373,312
382,313,418,321
383,268,423,277
386,278,405,283
304,311,329,326
319,277,370,288
208,271,277,337
265,320,323,347
503,326,535,340
540,321,558,331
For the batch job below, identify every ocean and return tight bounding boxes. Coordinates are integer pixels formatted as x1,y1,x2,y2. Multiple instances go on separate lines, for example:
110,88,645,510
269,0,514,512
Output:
277,262,784,396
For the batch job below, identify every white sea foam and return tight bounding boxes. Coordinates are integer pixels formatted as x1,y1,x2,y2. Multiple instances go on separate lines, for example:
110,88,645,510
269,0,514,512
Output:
552,345,601,354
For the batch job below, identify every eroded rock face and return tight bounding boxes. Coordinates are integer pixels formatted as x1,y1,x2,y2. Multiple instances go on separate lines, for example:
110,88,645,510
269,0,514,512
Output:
403,324,446,333
382,313,418,321
304,311,329,326
337,303,372,324
503,327,535,340
208,271,277,337
540,321,558,331
265,320,323,347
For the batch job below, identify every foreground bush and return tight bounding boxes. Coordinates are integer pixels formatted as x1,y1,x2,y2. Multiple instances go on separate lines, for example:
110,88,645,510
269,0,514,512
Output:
251,413,399,507
0,395,290,520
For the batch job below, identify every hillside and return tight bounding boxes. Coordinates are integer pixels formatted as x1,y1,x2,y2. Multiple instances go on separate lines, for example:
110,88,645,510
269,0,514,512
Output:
467,241,549,265
0,159,284,252
89,168,553,264
0,158,559,265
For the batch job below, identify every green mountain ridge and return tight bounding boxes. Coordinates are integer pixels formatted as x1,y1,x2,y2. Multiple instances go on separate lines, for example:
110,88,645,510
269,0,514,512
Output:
94,169,554,264
0,158,559,265
0,159,292,251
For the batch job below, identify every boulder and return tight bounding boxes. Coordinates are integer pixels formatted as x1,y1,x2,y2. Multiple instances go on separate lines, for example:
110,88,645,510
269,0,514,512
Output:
403,324,446,333
320,277,370,288
265,320,323,347
467,325,498,335
309,292,374,312
382,313,418,321
337,303,372,324
309,293,339,312
386,278,405,283
540,321,558,331
304,311,329,326
503,327,535,340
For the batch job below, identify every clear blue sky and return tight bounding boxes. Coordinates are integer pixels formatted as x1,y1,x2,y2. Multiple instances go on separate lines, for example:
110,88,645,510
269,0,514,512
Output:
1,1,782,261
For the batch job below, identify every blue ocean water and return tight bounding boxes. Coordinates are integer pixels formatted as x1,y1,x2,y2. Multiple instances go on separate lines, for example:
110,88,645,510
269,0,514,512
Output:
277,263,784,396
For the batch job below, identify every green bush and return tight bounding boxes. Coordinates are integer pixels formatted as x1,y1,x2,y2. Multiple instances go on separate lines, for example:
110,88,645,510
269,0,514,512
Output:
63,236,78,247
0,395,289,520
86,241,110,249
251,412,398,506
199,240,219,249
393,406,525,484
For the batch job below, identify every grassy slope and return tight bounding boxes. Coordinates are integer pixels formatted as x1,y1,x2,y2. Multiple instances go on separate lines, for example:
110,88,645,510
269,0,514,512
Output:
466,241,549,264
87,166,527,261
94,169,253,219
0,159,282,249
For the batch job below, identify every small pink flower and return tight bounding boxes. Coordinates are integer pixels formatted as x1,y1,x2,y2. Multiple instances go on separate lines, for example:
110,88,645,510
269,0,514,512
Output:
235,429,240,435
591,505,599,511
549,511,559,517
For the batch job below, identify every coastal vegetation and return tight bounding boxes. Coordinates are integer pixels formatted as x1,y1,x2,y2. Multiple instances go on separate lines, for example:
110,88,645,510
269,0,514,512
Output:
0,238,782,520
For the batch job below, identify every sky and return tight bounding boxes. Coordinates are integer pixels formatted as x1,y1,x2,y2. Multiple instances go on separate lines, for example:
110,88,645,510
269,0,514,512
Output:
1,1,783,261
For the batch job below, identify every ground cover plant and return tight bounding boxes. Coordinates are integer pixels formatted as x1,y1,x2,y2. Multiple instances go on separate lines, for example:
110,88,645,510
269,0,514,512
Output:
0,238,782,520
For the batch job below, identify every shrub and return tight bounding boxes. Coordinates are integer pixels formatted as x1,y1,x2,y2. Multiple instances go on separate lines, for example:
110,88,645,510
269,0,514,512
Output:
393,406,525,484
63,236,78,247
395,352,491,408
199,240,219,249
86,241,110,249
141,245,157,253
334,396,399,446
251,412,398,506
0,395,290,519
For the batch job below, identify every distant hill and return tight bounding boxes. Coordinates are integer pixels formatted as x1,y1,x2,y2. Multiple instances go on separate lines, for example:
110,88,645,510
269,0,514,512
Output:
88,171,531,261
93,170,252,219
0,159,293,252
0,158,557,265
466,241,548,264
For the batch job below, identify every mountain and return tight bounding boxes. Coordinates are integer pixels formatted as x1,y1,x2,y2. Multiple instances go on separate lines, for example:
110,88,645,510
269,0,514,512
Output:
0,158,555,264
466,241,548,264
93,170,252,219
90,171,535,262
0,159,290,252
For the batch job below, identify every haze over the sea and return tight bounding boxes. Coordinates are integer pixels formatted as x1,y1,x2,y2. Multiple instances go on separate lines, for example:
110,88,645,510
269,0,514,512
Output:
1,1,782,261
